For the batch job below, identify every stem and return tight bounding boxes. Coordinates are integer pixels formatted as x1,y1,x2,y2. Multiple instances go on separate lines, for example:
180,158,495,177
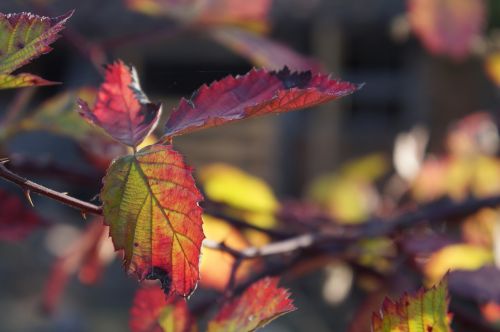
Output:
0,162,102,215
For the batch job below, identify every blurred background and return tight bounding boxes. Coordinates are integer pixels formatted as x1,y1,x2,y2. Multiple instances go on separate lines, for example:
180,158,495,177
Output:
1,0,500,331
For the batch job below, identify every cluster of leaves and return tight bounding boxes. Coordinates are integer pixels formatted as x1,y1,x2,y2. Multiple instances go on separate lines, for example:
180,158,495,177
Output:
2,2,500,332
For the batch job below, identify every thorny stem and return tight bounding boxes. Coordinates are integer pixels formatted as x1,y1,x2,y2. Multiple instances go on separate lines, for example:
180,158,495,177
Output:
0,162,102,215
2,160,500,260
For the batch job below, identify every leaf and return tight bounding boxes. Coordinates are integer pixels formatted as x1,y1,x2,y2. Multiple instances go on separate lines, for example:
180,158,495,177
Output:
207,277,296,332
164,67,359,138
0,188,43,241
0,73,56,89
101,143,204,296
126,0,271,32
42,218,115,313
0,11,73,89
371,278,452,332
130,286,195,332
77,61,162,148
200,215,253,290
210,28,321,71
407,0,485,60
423,243,493,284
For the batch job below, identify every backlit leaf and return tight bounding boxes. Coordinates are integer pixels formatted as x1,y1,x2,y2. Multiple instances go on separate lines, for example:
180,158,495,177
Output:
0,11,73,89
371,278,451,332
207,277,296,332
211,28,321,71
101,144,204,296
164,67,359,138
77,61,162,148
130,286,195,332
407,0,485,60
0,188,42,241
423,243,493,284
200,215,253,290
0,73,56,89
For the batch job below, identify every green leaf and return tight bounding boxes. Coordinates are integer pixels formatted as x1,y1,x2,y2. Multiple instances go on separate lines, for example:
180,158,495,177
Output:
101,143,204,297
371,278,452,332
0,10,73,89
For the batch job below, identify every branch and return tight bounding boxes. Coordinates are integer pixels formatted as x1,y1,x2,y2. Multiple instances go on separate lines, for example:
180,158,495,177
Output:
0,162,102,215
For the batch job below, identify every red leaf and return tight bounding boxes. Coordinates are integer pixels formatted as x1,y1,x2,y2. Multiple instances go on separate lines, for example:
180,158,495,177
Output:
207,277,296,331
42,218,114,313
101,144,204,296
77,61,162,147
407,0,486,60
0,188,43,241
130,286,194,332
164,67,359,138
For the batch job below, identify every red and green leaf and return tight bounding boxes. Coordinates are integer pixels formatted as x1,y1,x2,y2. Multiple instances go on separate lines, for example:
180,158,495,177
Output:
371,278,452,332
101,143,204,297
0,11,73,89
130,286,195,332
0,188,43,241
207,277,296,332
77,61,162,148
164,67,359,139
407,0,485,60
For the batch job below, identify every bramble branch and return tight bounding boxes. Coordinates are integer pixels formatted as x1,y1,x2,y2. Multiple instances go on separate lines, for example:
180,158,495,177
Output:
0,162,102,215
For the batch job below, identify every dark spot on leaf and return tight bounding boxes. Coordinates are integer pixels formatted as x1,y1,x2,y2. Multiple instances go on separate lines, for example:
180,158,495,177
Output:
146,267,171,295
272,66,312,89
134,242,139,247
427,326,433,332
16,42,25,49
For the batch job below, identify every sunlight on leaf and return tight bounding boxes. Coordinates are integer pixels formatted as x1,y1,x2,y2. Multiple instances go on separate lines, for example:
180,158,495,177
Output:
423,244,493,285
0,11,73,89
101,144,204,296
207,277,296,332
200,215,254,290
130,286,195,332
371,278,451,332
164,67,359,139
77,60,162,148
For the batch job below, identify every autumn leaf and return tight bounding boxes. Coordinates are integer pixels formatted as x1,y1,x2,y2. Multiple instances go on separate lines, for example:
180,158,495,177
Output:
101,143,204,296
164,67,359,138
77,61,162,148
371,278,452,332
407,0,485,60
130,286,195,332
423,243,493,285
0,188,43,241
210,28,321,71
207,277,296,332
0,11,73,89
200,215,254,290
126,0,271,33
42,218,115,313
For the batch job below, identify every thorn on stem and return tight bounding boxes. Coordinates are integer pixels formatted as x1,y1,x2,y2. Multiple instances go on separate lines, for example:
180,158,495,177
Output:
81,211,87,220
24,189,34,207
0,158,10,164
